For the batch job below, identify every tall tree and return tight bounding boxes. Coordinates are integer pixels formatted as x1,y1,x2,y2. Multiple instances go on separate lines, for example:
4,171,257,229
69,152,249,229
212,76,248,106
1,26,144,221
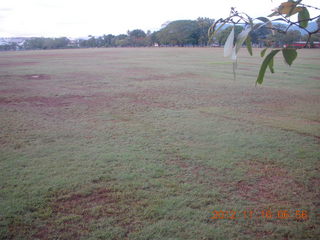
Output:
128,29,148,47
103,34,115,47
157,20,200,46
196,17,215,46
113,34,129,47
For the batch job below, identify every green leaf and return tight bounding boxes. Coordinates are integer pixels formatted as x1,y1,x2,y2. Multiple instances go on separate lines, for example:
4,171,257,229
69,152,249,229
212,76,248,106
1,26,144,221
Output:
260,48,268,57
245,37,253,56
298,7,310,28
268,57,275,73
282,48,297,66
287,6,303,17
256,50,280,84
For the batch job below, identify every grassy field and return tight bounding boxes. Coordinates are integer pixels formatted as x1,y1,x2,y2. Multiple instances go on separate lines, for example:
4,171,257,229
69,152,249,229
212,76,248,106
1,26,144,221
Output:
0,47,319,240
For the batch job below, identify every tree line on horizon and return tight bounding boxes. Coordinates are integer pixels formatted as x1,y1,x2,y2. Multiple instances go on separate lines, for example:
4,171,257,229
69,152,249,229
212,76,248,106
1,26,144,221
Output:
2,17,320,51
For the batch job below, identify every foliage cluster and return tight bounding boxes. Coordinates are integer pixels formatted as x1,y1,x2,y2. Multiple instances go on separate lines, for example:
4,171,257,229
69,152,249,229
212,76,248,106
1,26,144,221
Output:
78,18,215,48
208,0,320,84
23,37,70,50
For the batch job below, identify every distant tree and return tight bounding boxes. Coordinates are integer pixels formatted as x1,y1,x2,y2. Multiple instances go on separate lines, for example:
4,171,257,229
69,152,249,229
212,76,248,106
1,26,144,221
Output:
128,29,148,47
145,30,155,46
113,34,129,47
302,31,320,45
53,37,70,48
79,36,97,48
249,24,271,46
103,34,116,47
302,17,320,46
215,25,244,45
129,29,147,39
25,38,48,49
196,17,215,46
157,20,200,46
96,36,105,47
149,32,159,46
24,37,70,49
0,43,18,51
285,30,302,43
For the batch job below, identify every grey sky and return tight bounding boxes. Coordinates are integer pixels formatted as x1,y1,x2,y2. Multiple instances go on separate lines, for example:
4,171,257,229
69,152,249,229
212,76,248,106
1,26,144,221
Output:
0,0,319,38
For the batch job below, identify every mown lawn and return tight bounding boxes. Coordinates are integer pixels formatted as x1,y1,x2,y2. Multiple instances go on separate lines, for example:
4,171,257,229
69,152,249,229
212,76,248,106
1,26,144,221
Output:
0,47,319,239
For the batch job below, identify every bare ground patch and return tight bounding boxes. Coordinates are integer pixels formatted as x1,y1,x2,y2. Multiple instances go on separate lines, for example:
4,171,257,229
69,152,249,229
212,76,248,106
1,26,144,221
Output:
165,156,232,191
5,51,109,59
127,68,200,82
29,187,148,240
235,161,306,205
0,62,39,67
165,156,318,208
130,73,168,82
0,88,25,95
0,95,85,107
0,74,51,81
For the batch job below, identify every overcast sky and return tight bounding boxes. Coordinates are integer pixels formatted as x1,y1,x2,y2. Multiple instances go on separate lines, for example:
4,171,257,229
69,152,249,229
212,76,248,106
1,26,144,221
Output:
0,0,319,38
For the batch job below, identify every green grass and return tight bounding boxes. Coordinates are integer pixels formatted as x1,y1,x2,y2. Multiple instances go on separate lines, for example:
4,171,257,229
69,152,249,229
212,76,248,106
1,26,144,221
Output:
0,48,319,239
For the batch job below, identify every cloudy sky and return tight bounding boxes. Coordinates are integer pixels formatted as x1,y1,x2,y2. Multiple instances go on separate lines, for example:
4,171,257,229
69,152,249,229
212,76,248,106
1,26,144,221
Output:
0,0,319,38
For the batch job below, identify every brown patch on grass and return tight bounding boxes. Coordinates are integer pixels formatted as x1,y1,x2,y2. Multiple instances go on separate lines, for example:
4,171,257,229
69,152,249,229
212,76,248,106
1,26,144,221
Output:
165,156,232,190
131,74,167,81
127,69,199,82
62,72,104,82
0,62,38,67
0,88,177,125
310,76,320,80
0,74,51,83
166,157,219,178
33,188,114,239
7,221,35,240
53,188,116,218
118,89,177,109
0,88,25,94
236,161,304,204
0,95,85,107
308,177,320,207
6,51,106,59
171,72,200,79
32,187,147,239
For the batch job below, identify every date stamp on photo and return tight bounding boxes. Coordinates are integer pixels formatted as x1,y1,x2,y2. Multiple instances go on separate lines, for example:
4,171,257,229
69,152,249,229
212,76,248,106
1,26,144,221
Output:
210,210,309,220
